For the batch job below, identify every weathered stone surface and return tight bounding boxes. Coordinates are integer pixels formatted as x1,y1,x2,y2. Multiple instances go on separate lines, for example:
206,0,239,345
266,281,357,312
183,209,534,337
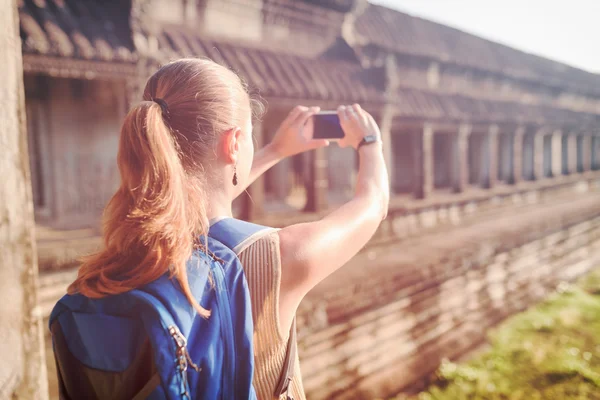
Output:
34,172,600,273
297,192,600,399
0,0,47,398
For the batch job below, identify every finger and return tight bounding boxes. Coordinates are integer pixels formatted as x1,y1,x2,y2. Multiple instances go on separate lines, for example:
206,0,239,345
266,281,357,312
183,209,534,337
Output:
338,106,352,139
345,107,360,128
294,106,320,129
338,105,350,122
346,104,359,118
291,105,308,117
283,106,308,129
366,113,379,132
366,112,379,131
352,103,368,124
303,106,321,124
301,115,314,140
309,139,329,149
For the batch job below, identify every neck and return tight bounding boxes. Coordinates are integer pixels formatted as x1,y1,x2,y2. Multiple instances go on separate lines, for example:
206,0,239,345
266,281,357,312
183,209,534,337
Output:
205,186,234,222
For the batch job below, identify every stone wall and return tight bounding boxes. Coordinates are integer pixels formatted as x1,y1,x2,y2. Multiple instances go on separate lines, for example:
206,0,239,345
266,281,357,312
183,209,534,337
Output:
0,0,47,398
25,76,126,229
296,192,600,399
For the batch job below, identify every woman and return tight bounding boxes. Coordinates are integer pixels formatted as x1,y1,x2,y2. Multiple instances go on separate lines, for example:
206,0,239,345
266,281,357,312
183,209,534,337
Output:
69,58,389,399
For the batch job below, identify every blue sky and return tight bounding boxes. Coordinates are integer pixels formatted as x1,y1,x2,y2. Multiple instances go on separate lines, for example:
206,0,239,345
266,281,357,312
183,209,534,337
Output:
370,0,600,74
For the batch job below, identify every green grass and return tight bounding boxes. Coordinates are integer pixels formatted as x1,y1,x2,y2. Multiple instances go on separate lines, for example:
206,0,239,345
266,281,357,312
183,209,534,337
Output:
393,268,600,400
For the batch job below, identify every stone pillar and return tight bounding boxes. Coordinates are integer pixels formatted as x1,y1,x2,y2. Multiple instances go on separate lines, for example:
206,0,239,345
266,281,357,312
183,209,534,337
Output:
241,120,265,220
498,131,513,182
481,124,498,188
582,135,592,172
184,0,197,21
413,123,434,199
451,124,471,193
567,133,578,174
533,129,545,180
125,59,151,111
551,130,562,177
511,127,525,184
304,147,328,212
0,0,48,398
592,135,599,170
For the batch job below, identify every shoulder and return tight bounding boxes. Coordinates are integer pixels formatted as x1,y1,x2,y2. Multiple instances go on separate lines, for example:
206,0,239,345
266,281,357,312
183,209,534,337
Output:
237,229,281,259
234,227,279,255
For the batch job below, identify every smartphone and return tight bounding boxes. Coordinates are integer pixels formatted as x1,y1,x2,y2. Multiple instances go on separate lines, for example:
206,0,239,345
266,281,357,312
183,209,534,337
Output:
312,111,345,140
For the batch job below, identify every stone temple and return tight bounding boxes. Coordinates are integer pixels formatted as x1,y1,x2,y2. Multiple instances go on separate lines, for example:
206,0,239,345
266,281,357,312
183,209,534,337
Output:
7,0,600,398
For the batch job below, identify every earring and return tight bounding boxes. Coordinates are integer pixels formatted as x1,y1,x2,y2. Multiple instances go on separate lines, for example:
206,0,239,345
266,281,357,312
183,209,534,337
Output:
232,164,238,186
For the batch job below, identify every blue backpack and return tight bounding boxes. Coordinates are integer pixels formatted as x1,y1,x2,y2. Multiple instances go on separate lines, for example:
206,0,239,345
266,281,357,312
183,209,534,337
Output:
49,218,271,399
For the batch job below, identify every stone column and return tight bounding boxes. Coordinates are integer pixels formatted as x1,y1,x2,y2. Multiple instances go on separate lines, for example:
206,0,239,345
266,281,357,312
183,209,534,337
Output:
590,135,600,171
304,147,328,212
0,0,48,398
511,127,525,184
550,130,562,177
241,120,265,220
498,131,513,182
184,0,197,21
533,128,545,180
413,123,434,199
125,75,143,111
581,135,592,172
567,133,578,174
125,58,152,111
481,124,499,188
451,124,471,193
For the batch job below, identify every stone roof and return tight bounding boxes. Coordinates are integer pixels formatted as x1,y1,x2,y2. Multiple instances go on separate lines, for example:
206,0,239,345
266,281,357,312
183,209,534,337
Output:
15,0,600,128
19,0,135,62
396,87,600,128
299,0,357,13
355,4,600,96
150,25,384,103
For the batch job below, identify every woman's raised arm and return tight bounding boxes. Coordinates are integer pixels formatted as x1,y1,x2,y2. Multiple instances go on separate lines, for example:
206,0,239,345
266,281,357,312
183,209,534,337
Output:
277,104,390,323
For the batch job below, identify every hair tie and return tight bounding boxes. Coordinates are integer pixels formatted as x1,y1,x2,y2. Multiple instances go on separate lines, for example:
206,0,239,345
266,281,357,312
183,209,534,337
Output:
153,98,170,119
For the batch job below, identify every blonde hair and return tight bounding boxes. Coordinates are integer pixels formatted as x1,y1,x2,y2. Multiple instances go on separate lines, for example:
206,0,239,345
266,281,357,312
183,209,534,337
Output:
68,58,259,317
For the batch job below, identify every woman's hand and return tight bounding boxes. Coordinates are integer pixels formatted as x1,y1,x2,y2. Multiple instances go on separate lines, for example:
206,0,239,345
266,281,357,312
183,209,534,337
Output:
267,106,330,158
337,104,382,149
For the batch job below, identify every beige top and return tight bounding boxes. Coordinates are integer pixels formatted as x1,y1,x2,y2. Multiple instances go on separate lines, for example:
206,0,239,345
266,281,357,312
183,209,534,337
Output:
237,230,305,400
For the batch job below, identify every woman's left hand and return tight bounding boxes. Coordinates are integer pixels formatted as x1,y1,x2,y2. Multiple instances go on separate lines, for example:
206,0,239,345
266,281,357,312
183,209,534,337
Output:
267,106,330,158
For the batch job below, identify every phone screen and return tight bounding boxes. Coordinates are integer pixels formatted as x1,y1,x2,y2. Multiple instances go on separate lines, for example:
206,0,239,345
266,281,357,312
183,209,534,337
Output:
312,112,345,139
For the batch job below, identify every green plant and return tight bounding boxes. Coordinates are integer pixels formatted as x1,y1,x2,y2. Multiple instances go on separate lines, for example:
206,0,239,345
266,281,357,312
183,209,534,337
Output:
388,268,600,400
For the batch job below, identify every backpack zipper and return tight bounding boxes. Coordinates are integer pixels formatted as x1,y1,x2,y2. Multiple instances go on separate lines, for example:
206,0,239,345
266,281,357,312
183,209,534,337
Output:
168,325,201,399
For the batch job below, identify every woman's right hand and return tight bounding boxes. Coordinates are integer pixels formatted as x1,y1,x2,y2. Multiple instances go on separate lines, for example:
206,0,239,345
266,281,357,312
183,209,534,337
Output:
337,104,382,149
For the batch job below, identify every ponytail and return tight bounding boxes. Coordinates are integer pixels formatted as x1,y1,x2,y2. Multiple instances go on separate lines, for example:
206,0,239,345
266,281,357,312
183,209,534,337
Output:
69,101,210,318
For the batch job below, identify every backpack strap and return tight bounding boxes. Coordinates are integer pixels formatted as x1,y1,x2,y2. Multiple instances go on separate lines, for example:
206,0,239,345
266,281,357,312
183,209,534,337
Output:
274,318,296,400
131,373,161,400
208,218,297,400
208,217,277,254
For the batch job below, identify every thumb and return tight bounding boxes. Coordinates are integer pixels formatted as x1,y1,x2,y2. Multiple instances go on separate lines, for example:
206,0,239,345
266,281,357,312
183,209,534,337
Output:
310,139,330,149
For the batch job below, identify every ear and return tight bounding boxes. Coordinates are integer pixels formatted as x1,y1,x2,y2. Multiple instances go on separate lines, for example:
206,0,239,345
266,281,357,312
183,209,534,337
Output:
221,127,243,164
